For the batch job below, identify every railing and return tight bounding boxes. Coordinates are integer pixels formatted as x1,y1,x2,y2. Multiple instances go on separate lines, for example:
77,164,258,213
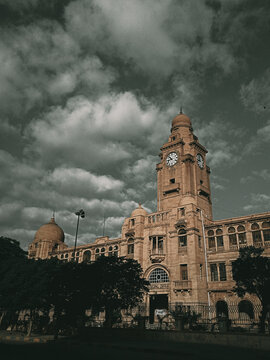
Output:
146,211,170,225
174,280,192,290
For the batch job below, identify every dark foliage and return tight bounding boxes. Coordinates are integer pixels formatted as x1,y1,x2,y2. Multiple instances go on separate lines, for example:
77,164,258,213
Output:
0,238,149,334
232,246,270,332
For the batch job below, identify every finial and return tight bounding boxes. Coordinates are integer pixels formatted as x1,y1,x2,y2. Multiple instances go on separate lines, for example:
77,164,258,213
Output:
180,106,183,114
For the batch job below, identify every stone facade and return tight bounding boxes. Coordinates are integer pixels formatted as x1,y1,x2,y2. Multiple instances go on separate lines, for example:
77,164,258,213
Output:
28,112,270,318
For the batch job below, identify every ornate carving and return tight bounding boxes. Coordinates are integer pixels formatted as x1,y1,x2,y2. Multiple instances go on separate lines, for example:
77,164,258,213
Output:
150,254,165,263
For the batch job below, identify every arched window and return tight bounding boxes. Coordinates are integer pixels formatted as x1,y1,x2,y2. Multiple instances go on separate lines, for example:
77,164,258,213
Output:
148,268,169,283
262,222,270,243
113,245,118,257
251,222,259,230
83,250,91,263
216,300,228,318
95,248,100,260
251,223,262,246
237,225,245,232
101,247,105,256
178,229,187,247
237,225,247,245
228,227,237,248
108,246,113,257
207,230,215,249
238,300,254,320
127,238,134,254
216,229,224,247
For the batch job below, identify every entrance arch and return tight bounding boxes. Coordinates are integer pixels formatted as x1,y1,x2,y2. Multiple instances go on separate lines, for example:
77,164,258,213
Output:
216,300,228,318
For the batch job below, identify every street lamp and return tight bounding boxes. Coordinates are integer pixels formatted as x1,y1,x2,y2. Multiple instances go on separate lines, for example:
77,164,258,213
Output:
73,209,85,261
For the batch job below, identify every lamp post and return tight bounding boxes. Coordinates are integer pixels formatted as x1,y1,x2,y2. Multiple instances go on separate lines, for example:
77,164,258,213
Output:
73,209,85,261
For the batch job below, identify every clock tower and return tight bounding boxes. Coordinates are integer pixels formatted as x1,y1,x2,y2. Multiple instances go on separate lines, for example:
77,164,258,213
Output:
156,112,213,220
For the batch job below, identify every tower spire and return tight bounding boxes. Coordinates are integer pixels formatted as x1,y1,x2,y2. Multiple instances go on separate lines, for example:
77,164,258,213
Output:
180,106,183,114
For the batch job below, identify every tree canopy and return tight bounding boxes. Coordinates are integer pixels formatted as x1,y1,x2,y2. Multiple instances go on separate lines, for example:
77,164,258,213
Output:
232,246,270,332
0,237,149,333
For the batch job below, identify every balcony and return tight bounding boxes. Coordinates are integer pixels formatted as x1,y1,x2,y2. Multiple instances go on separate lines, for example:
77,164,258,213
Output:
174,280,192,290
149,250,165,263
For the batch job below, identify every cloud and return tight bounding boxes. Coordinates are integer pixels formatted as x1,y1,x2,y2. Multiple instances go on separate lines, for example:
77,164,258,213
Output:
240,69,270,114
243,193,270,213
65,0,236,78
47,167,124,197
25,92,168,171
240,169,270,184
195,118,242,168
0,20,115,121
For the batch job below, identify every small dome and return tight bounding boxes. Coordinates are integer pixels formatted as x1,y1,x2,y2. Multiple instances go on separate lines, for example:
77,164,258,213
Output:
172,112,191,129
34,217,65,243
131,204,148,217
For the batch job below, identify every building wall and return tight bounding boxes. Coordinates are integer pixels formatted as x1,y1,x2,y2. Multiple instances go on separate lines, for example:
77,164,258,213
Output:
28,113,270,317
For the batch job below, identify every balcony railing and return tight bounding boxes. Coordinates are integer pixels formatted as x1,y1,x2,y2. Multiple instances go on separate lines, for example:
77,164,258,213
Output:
174,280,192,290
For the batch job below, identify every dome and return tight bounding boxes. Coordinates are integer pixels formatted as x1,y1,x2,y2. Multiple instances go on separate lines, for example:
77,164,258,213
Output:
34,217,65,243
131,204,148,217
172,112,191,129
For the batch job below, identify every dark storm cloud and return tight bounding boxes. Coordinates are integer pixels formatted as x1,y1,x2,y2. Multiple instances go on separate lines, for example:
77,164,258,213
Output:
0,0,270,248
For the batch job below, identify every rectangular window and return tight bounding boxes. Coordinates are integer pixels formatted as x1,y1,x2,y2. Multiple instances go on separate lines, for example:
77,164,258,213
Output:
216,235,224,247
210,263,218,281
198,235,201,248
128,243,134,254
219,263,227,281
238,232,246,244
170,178,175,184
231,261,236,280
229,234,237,246
252,231,262,245
199,264,203,280
130,218,135,227
180,264,188,280
208,237,216,249
158,237,163,253
152,236,156,250
263,229,270,242
179,235,187,247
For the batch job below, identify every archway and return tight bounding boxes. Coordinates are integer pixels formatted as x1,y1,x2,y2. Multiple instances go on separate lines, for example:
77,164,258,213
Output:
216,300,228,318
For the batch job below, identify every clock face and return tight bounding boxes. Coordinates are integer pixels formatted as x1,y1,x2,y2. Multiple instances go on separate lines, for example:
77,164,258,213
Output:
196,153,204,169
166,152,178,167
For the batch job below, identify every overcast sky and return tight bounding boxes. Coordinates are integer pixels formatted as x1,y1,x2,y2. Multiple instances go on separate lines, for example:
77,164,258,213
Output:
0,0,270,250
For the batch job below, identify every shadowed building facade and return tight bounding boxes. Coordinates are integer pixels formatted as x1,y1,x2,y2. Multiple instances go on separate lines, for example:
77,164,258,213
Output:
28,112,270,320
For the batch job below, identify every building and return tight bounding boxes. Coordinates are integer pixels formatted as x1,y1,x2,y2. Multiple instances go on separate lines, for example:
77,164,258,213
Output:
28,112,270,322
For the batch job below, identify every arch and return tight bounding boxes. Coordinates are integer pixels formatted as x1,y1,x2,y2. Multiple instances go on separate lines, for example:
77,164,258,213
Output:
208,230,214,236
216,228,223,235
228,226,235,233
238,300,254,320
108,246,113,257
216,300,228,318
237,225,245,232
95,248,99,253
127,238,134,254
178,229,187,247
83,250,91,262
148,268,169,283
251,222,259,230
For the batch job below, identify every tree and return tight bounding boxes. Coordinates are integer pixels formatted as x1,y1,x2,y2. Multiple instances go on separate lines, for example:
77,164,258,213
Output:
90,256,149,327
232,246,270,333
0,237,28,328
